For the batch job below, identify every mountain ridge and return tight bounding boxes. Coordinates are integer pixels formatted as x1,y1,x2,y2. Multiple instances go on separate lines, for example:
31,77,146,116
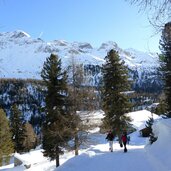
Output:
0,30,162,92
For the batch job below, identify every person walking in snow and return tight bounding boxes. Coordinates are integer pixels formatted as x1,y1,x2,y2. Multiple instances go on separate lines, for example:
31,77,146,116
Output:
106,130,115,152
121,132,128,152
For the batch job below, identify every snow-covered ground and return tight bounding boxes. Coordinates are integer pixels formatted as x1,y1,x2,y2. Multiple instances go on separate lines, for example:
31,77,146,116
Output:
1,110,170,171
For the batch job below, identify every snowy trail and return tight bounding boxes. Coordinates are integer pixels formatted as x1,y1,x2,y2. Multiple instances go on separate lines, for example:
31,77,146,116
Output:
3,117,171,171
56,142,157,171
1,112,171,171
55,132,158,171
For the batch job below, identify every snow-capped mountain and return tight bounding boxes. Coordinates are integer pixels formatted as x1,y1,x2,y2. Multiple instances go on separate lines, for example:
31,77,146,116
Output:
0,30,162,91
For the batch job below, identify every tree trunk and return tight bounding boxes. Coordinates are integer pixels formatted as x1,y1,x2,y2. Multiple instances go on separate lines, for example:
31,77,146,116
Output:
56,156,59,167
74,133,79,156
56,147,60,167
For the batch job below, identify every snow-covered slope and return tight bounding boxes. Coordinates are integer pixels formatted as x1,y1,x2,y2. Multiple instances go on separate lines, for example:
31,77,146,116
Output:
128,110,161,130
1,111,170,171
145,118,171,171
0,30,161,91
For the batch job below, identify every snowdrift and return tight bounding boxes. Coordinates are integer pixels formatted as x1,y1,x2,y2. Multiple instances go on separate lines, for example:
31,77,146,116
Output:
145,118,171,171
128,110,160,130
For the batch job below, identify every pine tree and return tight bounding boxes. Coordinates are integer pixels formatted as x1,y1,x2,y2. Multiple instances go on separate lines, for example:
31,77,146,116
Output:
145,114,154,136
41,54,71,167
155,100,167,115
160,22,171,118
101,49,132,138
145,116,154,132
23,122,37,152
145,114,157,144
0,109,14,166
9,104,26,153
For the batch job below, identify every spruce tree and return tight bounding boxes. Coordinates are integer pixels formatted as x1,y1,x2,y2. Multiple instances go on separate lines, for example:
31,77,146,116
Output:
145,116,154,132
0,109,14,166
160,22,171,117
145,115,157,144
9,104,26,153
102,49,132,138
41,54,71,167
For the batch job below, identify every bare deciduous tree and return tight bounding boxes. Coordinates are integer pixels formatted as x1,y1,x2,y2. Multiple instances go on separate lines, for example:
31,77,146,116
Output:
67,56,93,156
126,0,171,29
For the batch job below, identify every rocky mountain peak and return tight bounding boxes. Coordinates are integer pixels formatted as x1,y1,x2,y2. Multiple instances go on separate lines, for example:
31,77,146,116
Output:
98,41,119,50
11,30,30,39
0,30,162,92
77,42,93,50
0,30,30,40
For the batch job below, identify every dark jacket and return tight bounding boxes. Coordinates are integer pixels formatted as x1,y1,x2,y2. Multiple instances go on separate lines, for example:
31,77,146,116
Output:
106,132,114,141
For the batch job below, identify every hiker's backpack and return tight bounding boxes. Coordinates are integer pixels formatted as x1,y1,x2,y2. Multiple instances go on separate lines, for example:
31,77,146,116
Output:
122,135,127,143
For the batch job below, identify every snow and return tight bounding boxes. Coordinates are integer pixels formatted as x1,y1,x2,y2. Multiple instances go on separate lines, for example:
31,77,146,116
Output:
1,110,170,171
145,119,171,171
127,110,161,130
0,31,159,80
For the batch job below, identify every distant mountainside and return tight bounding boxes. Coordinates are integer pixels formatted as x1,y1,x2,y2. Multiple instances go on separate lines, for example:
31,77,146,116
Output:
0,30,162,92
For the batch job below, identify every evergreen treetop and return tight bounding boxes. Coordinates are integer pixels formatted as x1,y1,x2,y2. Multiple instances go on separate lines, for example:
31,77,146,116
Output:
160,22,171,117
41,54,68,114
0,109,14,166
41,53,72,167
102,49,132,135
9,104,26,153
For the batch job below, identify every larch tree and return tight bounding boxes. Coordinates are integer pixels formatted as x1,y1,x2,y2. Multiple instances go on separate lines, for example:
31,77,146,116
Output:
23,122,37,152
101,49,132,138
41,53,72,167
159,22,171,117
67,57,90,156
9,104,26,153
0,109,14,166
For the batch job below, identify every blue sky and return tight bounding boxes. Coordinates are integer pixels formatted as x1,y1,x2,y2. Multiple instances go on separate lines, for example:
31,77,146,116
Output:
0,0,161,52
